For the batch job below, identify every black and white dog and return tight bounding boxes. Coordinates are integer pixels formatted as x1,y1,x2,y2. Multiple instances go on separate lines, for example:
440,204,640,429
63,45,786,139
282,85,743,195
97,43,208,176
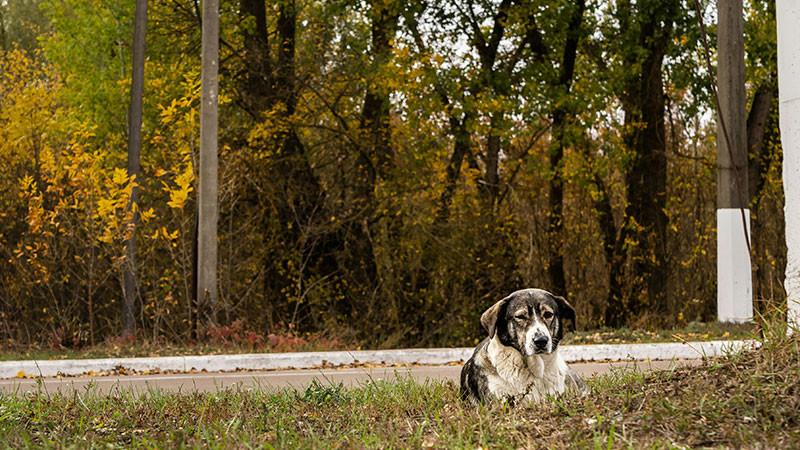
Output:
460,288,589,405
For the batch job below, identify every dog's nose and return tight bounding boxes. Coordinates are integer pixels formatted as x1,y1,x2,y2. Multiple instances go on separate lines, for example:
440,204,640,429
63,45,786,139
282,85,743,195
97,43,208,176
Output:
534,334,549,348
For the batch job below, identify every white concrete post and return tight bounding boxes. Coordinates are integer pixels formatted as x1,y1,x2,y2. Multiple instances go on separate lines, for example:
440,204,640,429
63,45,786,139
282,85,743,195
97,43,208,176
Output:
777,0,800,332
717,209,752,322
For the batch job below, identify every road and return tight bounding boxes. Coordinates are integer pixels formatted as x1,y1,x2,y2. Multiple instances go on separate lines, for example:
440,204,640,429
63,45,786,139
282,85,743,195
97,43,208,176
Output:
0,359,700,394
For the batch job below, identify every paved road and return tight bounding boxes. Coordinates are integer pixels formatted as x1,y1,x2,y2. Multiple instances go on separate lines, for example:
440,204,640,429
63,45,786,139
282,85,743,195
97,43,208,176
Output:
0,359,700,395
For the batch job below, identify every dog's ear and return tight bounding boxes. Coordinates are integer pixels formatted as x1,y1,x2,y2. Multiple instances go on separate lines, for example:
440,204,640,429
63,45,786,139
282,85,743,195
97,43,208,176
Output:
480,297,508,338
553,295,577,332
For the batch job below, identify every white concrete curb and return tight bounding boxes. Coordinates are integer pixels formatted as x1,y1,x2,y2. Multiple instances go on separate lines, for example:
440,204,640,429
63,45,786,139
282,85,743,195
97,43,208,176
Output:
0,340,757,379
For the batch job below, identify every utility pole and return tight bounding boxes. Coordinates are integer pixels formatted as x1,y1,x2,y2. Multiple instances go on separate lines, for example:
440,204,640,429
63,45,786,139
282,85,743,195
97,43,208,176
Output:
776,1,800,331
717,0,752,323
198,0,219,326
123,0,149,339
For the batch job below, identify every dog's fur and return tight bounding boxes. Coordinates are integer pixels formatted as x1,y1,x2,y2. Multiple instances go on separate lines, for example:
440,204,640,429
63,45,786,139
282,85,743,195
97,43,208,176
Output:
460,288,589,405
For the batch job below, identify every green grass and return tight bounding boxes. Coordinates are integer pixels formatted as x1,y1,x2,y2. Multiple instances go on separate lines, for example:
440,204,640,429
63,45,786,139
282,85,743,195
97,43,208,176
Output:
1,321,755,362
1,322,797,448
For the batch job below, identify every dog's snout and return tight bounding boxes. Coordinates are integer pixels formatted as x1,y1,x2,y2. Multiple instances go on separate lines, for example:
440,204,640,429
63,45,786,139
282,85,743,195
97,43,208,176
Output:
533,334,549,348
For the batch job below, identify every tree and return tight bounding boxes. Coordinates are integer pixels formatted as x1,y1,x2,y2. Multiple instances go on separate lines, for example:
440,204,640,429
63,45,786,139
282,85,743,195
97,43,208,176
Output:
0,0,50,53
744,0,781,309
543,0,587,297
198,0,219,325
122,0,148,338
602,0,679,327
0,0,787,346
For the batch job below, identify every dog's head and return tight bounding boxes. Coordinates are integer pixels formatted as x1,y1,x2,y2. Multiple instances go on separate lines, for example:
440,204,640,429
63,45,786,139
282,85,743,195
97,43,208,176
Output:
480,288,576,356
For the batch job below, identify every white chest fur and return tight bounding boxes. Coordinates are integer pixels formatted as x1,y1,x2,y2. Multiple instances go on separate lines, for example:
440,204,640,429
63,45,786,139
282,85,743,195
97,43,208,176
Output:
485,336,568,404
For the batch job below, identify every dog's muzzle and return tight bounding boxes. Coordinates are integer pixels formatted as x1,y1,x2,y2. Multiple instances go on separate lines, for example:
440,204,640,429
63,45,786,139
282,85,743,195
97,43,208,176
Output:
534,334,549,351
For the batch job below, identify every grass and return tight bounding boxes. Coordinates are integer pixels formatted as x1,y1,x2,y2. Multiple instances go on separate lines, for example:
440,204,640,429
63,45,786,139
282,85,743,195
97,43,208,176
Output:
1,321,755,362
0,322,797,448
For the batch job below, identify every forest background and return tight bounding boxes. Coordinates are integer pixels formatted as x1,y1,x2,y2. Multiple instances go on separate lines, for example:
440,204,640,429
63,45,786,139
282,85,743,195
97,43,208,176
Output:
0,0,785,349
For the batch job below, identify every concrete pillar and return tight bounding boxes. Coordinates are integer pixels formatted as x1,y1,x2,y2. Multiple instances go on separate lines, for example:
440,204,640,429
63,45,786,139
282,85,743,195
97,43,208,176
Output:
777,0,800,331
717,209,751,322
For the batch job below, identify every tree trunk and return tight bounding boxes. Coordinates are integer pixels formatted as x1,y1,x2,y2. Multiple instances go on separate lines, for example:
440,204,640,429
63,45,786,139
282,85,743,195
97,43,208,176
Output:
190,211,199,340
359,1,398,183
123,0,148,337
0,9,7,51
473,0,513,212
595,177,626,326
747,86,777,309
620,11,671,325
747,84,776,201
404,8,473,225
605,0,674,327
238,0,334,323
546,0,585,297
547,105,568,297
483,117,501,209
436,116,472,223
198,0,219,326
275,0,322,217
276,0,297,115
239,0,272,115
345,1,400,311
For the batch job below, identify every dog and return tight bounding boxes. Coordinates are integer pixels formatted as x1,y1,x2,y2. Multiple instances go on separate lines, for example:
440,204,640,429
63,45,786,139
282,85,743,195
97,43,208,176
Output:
460,288,589,405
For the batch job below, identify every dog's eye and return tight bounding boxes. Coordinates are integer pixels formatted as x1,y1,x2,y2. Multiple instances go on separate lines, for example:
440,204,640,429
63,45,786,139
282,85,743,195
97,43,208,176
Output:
514,313,527,320
543,311,554,320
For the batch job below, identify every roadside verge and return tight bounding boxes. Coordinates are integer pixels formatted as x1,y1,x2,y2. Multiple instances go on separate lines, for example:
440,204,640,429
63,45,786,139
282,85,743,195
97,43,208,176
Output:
0,340,754,379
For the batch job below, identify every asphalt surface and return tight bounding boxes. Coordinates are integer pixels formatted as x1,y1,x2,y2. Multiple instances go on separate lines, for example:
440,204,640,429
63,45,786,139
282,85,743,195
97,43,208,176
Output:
0,359,701,394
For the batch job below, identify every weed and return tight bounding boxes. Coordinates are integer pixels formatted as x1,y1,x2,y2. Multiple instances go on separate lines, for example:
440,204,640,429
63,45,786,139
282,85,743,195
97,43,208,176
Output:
296,379,351,405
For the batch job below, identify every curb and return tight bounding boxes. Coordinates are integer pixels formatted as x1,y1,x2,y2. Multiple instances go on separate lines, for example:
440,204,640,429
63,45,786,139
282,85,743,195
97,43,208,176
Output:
0,340,756,379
